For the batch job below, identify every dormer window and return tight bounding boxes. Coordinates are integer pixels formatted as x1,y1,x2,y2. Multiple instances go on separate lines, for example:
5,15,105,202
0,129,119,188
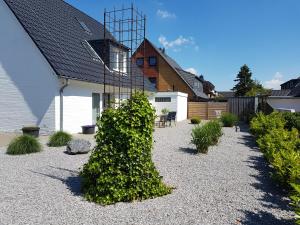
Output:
194,81,200,88
82,40,101,62
110,46,127,73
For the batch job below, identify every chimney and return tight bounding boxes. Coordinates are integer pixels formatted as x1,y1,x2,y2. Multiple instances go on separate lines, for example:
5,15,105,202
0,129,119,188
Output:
159,47,166,54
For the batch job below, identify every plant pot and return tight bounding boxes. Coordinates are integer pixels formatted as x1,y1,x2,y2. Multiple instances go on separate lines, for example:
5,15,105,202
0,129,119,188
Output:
81,125,96,134
22,126,40,137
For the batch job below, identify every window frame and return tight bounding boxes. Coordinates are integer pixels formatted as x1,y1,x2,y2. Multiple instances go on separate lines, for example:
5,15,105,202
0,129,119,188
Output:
155,97,171,102
136,57,144,67
148,56,157,67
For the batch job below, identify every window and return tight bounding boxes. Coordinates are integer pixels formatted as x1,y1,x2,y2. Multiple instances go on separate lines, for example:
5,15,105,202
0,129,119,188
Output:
102,93,111,109
155,97,171,102
148,56,157,66
76,18,92,35
110,46,127,73
148,77,157,87
82,40,100,61
136,57,144,67
194,81,201,88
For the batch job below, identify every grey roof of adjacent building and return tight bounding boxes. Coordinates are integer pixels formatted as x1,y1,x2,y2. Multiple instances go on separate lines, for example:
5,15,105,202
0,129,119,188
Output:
145,39,208,99
3,0,155,91
218,91,235,98
288,82,300,97
271,89,291,97
175,69,208,99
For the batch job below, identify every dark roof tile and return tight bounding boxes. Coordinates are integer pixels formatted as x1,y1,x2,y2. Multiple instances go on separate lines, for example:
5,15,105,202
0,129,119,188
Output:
4,0,155,91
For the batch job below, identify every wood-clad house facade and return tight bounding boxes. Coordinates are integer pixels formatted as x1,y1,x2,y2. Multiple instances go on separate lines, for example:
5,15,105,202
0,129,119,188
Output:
133,39,208,101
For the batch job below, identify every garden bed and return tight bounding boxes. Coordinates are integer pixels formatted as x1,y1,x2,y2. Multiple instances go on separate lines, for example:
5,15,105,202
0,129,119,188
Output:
0,121,294,225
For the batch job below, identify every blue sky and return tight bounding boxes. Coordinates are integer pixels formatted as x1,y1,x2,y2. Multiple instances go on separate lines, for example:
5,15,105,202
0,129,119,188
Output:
66,0,300,91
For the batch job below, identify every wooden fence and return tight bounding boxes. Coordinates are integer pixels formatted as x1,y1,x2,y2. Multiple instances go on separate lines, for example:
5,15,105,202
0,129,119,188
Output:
227,97,256,120
188,102,228,120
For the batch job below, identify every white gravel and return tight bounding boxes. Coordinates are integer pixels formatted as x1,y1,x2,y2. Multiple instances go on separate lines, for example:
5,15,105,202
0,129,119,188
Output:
0,121,294,225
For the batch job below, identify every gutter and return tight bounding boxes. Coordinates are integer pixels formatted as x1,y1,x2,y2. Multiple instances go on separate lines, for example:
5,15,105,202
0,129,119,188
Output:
59,78,69,131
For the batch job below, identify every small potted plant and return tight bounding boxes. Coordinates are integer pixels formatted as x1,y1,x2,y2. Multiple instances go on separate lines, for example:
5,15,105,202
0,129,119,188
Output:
81,125,96,134
161,108,170,115
22,126,40,137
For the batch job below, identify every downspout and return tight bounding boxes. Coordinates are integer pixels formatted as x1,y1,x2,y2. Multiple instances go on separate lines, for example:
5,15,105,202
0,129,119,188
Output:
59,78,69,131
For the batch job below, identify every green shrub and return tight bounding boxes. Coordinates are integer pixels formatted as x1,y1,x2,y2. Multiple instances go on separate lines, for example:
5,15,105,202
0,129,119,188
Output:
282,112,300,131
48,131,72,147
256,128,299,162
190,117,201,124
252,111,300,223
271,147,300,186
250,112,285,137
7,135,42,155
290,183,300,225
80,92,171,205
206,120,222,145
191,120,223,153
220,113,238,127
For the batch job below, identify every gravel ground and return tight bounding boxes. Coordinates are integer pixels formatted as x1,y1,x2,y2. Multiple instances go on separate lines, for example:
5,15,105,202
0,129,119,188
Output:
0,121,294,225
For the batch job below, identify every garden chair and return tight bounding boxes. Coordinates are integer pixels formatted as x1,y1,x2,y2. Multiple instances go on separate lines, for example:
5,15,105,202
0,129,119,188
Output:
158,115,168,128
167,112,177,126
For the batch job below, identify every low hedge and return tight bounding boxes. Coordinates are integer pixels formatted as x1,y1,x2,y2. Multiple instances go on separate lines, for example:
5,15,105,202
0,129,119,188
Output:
250,112,300,224
7,135,42,155
191,120,222,153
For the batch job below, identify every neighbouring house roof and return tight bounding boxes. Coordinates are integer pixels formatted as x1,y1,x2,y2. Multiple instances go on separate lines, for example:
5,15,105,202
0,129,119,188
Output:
175,69,208,99
280,77,300,87
218,91,235,98
271,78,300,97
287,82,300,97
144,39,208,99
3,0,155,91
271,89,291,97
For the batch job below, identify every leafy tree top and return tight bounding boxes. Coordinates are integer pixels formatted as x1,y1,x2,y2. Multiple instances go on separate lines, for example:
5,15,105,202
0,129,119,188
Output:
232,64,254,96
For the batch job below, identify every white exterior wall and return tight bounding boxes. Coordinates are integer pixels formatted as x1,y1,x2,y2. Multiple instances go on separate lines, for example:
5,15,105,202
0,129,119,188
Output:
0,1,59,134
150,92,188,121
267,97,300,112
62,80,104,134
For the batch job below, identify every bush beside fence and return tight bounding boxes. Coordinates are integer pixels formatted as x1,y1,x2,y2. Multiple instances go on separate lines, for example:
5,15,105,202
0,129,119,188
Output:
250,112,300,224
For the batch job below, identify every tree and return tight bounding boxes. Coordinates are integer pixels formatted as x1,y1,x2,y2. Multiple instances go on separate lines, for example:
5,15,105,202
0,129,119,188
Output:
245,80,271,96
232,64,254,96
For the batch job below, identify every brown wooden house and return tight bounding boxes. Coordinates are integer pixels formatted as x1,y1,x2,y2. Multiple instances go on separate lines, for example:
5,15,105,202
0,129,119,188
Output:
133,39,208,101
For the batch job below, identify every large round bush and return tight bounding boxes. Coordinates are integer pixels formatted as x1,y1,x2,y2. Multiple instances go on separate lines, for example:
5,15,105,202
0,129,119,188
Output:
48,131,72,147
7,135,42,155
80,92,171,205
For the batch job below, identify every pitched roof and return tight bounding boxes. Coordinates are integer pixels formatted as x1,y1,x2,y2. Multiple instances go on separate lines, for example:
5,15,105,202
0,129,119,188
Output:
218,91,235,98
175,69,208,99
3,0,155,91
145,39,208,99
288,82,300,97
271,89,291,97
280,77,300,87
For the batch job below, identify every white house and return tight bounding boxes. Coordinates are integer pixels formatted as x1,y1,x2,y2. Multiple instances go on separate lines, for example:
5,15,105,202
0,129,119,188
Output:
268,77,300,112
0,0,155,134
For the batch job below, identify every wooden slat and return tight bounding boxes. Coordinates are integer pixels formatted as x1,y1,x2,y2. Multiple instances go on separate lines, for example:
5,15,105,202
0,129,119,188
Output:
188,102,228,120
